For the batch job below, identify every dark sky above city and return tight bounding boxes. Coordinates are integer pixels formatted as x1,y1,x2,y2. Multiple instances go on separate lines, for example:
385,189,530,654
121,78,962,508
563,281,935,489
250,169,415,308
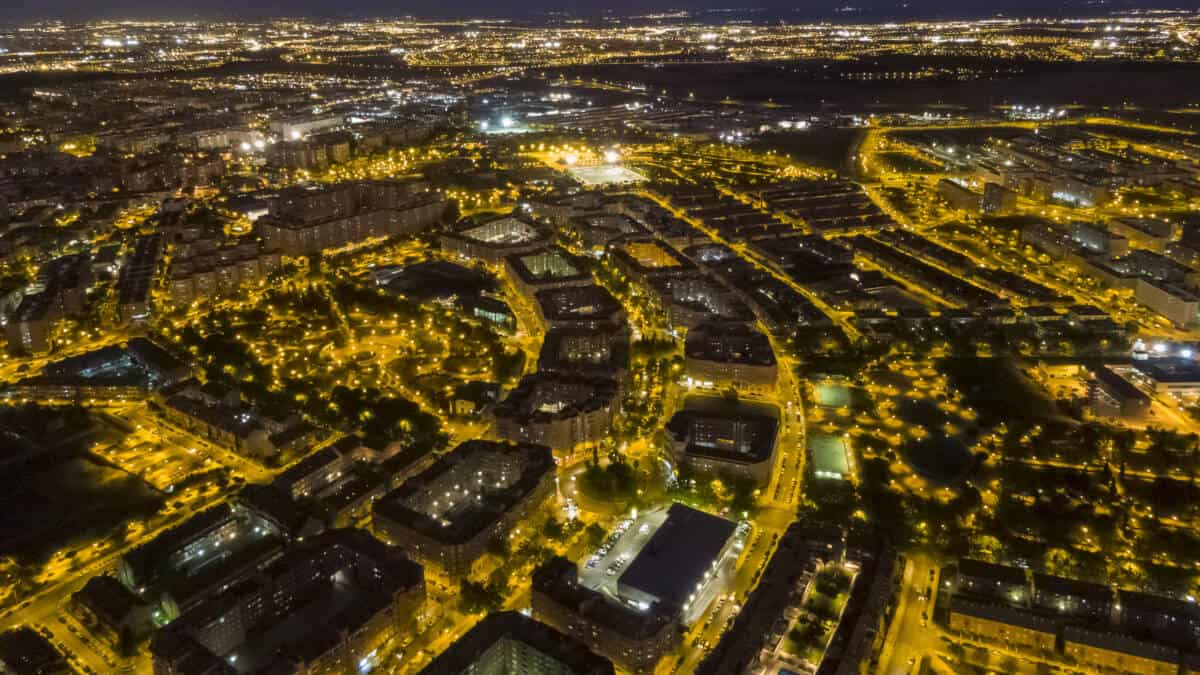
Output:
0,0,1184,21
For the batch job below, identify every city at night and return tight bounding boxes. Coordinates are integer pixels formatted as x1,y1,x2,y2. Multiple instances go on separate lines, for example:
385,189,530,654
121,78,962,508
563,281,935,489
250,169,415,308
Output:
0,2,1199,674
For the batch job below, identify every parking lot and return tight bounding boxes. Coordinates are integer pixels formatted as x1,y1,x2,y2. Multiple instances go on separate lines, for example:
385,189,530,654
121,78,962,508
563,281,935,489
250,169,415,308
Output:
578,507,671,598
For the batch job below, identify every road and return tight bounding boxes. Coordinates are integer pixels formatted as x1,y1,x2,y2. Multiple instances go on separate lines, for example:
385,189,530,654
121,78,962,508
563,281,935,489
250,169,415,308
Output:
0,485,225,675
877,552,941,675
669,523,785,675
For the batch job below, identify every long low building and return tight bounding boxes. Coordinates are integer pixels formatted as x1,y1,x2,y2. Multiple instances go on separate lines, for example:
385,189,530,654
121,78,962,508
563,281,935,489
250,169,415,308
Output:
259,194,445,256
418,611,615,675
116,503,286,620
1064,626,1181,675
441,215,550,264
372,440,555,577
4,338,191,402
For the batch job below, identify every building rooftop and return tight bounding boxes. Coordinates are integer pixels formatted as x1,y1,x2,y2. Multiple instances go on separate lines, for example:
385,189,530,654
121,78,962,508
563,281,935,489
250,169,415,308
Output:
72,575,144,628
1064,626,1180,664
532,557,677,641
418,611,615,675
507,246,590,286
151,529,422,675
535,285,625,327
1134,357,1200,384
0,627,66,675
537,323,630,378
665,398,779,465
684,321,776,367
493,372,620,424
23,338,189,391
458,216,543,245
617,504,737,611
1088,366,1149,404
1119,589,1200,620
373,440,554,545
1032,572,1112,605
611,238,693,274
957,558,1027,587
950,598,1057,634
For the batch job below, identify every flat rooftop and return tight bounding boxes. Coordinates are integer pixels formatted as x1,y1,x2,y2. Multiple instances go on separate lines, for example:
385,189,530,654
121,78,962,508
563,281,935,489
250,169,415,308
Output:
493,372,620,423
459,217,542,245
373,440,554,544
685,321,777,367
569,164,647,186
536,285,624,325
617,503,737,611
666,396,779,465
620,240,685,270
509,247,589,285
1134,357,1200,384
418,611,615,675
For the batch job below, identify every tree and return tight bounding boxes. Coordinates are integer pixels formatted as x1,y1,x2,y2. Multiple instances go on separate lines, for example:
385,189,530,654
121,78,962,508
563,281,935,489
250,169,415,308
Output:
459,580,504,614
584,522,606,547
1042,547,1080,578
543,517,566,542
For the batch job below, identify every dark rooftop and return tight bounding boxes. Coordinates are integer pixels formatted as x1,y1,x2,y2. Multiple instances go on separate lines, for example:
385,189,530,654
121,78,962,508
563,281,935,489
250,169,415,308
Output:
618,504,737,611
684,321,776,367
957,558,1027,587
418,611,615,675
665,398,779,465
0,627,66,675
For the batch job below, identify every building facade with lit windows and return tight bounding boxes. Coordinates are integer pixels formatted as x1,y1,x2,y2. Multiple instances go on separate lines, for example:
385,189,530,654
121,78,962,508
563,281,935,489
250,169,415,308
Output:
531,557,681,673
948,598,1057,653
440,215,549,264
1063,626,1181,675
664,399,779,486
683,321,777,396
259,180,445,256
418,611,615,675
492,373,621,452
149,529,423,675
372,440,555,577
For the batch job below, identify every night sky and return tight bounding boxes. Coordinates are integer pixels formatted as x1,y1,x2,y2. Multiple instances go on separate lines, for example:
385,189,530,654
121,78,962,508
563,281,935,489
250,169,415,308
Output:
0,0,1184,22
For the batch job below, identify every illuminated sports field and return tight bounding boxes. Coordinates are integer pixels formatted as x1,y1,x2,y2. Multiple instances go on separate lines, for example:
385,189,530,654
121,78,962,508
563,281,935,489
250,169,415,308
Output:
568,164,647,186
